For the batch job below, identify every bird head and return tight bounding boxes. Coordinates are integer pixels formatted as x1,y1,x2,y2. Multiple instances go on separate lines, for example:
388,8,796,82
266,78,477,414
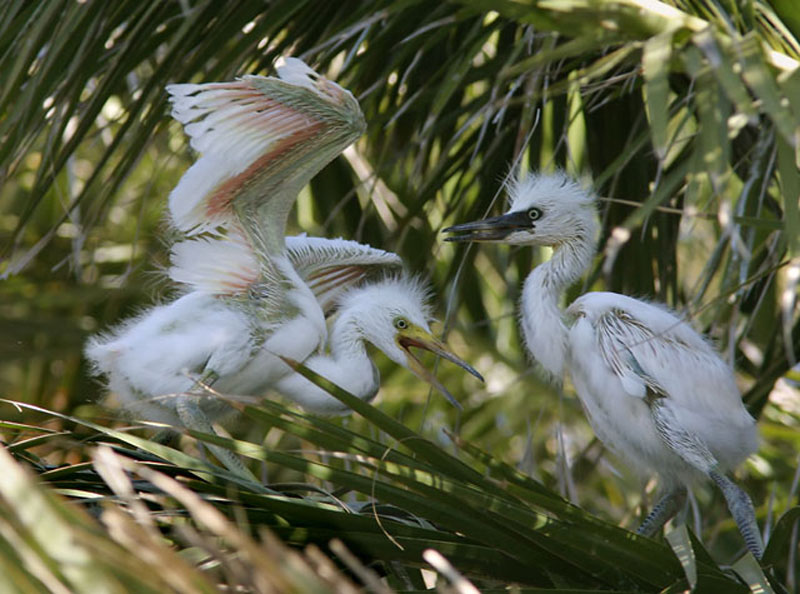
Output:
443,171,598,246
338,277,483,408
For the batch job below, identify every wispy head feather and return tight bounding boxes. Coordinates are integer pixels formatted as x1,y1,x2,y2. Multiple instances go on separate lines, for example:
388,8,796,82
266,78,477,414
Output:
338,274,435,324
507,170,595,212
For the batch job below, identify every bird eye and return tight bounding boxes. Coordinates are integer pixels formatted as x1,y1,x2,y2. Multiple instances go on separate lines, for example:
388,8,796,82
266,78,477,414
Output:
527,208,542,222
394,318,409,330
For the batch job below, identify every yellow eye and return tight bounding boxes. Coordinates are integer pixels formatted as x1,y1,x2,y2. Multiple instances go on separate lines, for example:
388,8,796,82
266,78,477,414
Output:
394,318,409,330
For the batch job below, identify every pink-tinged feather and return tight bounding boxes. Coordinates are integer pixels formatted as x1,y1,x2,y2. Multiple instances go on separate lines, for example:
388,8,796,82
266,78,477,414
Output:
166,60,363,236
169,228,259,295
202,118,324,223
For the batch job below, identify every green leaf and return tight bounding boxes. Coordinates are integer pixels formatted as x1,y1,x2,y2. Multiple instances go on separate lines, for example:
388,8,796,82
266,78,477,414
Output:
642,32,673,159
763,506,800,565
665,525,696,589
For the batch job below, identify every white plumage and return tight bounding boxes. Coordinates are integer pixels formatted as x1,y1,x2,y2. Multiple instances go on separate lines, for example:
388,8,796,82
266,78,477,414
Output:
445,170,762,559
86,289,319,425
87,60,481,478
86,268,473,422
566,292,757,482
271,275,472,414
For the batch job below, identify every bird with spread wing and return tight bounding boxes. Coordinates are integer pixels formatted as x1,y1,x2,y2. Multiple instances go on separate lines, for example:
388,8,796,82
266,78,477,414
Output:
444,171,763,560
86,59,481,477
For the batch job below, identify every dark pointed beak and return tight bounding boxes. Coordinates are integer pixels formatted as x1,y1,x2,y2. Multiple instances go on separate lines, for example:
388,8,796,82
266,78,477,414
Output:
443,211,531,243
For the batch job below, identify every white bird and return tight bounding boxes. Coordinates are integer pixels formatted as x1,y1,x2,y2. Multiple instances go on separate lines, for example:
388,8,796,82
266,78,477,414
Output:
444,171,763,559
87,234,478,417
165,229,481,413
87,59,481,476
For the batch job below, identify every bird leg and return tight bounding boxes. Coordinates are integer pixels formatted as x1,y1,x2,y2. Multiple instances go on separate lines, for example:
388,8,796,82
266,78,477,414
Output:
650,402,763,559
709,470,764,560
147,372,217,453
175,394,259,483
636,486,687,537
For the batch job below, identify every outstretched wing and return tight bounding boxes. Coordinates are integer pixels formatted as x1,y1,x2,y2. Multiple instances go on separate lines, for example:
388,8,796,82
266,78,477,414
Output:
169,232,402,315
167,58,366,255
286,235,403,313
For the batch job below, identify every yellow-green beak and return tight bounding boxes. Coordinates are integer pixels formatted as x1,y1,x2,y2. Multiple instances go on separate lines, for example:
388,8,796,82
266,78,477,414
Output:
397,325,483,409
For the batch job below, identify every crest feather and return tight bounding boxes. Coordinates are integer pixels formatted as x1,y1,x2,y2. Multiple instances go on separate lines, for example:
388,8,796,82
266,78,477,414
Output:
338,274,435,322
507,170,594,210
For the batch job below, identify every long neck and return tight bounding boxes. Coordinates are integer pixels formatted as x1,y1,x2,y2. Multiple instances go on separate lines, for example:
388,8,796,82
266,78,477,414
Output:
328,310,373,373
274,308,379,414
520,237,595,379
314,308,380,402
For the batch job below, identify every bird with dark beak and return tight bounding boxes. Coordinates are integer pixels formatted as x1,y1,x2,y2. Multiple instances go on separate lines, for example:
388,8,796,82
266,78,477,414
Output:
443,171,763,560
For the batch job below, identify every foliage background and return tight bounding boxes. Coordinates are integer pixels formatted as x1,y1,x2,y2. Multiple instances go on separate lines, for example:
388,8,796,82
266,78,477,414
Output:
0,0,799,591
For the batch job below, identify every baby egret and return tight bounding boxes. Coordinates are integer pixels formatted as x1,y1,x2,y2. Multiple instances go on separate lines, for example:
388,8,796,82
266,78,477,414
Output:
133,57,368,432
272,271,480,414
165,230,481,413
87,59,481,475
444,171,763,559
87,238,478,421
88,58,365,454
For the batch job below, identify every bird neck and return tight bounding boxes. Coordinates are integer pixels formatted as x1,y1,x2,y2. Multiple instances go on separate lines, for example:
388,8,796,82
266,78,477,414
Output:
272,306,379,415
537,235,595,289
329,310,370,361
521,236,595,379
325,308,380,395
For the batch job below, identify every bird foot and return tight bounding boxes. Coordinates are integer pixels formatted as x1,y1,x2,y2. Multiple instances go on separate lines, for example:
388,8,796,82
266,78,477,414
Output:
175,394,260,483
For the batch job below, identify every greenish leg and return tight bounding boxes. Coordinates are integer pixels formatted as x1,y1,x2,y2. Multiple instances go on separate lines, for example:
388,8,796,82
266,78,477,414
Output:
650,402,763,559
193,369,219,391
175,394,259,483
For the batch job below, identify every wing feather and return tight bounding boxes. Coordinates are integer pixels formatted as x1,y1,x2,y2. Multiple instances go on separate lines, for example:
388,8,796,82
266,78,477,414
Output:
569,293,742,412
167,226,292,328
169,232,402,316
286,236,403,313
568,292,757,470
167,58,366,249
168,227,259,295
594,308,669,399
